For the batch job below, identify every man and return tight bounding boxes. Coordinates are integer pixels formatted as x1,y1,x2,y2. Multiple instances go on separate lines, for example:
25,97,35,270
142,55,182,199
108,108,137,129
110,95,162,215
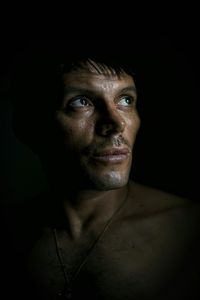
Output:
5,40,200,299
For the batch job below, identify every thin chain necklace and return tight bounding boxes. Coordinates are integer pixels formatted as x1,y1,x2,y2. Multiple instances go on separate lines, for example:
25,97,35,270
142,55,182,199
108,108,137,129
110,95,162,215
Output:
53,185,129,299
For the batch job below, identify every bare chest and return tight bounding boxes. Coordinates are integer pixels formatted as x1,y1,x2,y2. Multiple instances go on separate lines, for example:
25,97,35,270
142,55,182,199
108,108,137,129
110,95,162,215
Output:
25,214,197,300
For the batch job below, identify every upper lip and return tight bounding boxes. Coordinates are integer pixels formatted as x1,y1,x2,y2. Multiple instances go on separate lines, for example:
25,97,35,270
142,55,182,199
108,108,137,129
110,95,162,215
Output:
94,148,130,157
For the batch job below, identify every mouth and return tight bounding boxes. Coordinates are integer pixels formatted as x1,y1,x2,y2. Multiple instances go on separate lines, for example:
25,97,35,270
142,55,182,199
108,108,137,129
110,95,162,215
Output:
92,148,130,164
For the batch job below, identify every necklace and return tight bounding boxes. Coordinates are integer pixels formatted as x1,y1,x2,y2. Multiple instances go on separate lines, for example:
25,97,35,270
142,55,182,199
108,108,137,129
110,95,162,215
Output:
53,184,129,299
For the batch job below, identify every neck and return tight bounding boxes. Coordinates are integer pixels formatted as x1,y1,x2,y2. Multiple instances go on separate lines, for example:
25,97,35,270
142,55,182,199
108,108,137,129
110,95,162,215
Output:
51,184,129,240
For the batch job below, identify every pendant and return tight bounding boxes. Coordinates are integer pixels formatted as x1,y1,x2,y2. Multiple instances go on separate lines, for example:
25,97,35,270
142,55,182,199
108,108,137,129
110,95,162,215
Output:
57,286,72,299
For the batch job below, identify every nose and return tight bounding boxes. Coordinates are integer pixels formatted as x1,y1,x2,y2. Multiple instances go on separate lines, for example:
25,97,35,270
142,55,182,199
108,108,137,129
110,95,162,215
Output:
96,107,125,136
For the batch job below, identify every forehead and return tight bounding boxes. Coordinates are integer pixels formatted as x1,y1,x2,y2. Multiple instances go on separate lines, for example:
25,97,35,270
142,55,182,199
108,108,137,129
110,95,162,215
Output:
62,70,136,94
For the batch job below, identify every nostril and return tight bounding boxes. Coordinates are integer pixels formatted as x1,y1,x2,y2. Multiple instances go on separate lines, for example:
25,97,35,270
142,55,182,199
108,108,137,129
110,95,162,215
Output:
97,117,125,136
95,106,126,136
102,124,115,135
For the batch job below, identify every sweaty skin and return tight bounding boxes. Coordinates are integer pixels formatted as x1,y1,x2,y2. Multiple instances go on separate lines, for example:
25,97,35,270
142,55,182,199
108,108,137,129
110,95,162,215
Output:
54,69,140,191
24,182,200,300
14,67,200,300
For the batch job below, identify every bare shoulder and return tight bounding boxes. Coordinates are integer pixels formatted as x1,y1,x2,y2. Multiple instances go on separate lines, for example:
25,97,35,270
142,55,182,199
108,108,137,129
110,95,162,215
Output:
127,180,200,219
123,180,200,258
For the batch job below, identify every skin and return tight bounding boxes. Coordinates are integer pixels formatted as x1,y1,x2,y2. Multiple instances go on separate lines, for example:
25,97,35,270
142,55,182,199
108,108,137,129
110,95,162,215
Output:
54,68,140,191
24,183,200,300
48,65,140,238
17,62,200,299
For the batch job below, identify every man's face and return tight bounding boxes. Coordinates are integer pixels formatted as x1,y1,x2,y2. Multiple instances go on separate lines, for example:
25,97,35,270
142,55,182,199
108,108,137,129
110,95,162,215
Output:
55,66,140,190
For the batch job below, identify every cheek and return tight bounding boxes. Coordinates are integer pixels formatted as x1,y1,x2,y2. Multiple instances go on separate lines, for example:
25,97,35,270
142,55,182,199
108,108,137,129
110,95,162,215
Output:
135,113,141,131
55,113,94,149
126,113,141,138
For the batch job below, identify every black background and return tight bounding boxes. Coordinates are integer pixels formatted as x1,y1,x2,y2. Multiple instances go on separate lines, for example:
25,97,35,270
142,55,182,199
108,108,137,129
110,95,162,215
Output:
0,39,197,205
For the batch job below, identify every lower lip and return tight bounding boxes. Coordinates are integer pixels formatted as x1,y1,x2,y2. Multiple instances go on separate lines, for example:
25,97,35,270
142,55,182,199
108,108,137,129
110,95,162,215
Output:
93,154,129,163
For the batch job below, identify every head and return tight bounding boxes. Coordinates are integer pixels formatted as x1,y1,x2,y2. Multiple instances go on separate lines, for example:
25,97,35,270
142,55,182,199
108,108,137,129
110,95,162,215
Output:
11,41,141,191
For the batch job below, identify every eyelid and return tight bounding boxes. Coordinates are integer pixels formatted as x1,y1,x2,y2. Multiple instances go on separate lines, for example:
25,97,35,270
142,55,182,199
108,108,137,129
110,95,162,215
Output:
68,95,93,108
120,92,136,99
117,95,136,105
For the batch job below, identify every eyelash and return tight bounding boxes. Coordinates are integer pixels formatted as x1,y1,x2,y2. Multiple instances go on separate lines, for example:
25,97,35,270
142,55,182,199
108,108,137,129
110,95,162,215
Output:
68,96,92,108
67,95,136,110
118,96,136,106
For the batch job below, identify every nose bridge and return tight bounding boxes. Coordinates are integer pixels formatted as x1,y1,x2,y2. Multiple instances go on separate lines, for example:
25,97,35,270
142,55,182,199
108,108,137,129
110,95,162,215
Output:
107,104,124,127
98,101,125,135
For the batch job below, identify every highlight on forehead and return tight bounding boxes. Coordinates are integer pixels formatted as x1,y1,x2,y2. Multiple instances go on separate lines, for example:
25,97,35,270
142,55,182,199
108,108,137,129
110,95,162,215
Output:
61,58,129,78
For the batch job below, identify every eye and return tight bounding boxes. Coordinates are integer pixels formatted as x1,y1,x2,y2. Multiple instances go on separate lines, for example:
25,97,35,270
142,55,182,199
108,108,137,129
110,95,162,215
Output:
118,96,135,106
69,96,92,108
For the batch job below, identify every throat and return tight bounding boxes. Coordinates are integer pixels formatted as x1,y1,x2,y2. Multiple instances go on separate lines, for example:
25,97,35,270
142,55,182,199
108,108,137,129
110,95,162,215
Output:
61,186,128,240
67,214,83,240
51,185,129,298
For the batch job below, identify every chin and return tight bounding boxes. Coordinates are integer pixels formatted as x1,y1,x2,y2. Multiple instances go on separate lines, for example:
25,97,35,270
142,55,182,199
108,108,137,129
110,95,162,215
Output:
89,171,130,191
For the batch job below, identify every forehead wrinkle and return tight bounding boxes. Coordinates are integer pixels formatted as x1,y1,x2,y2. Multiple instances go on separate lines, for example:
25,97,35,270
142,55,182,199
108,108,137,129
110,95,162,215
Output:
63,73,135,100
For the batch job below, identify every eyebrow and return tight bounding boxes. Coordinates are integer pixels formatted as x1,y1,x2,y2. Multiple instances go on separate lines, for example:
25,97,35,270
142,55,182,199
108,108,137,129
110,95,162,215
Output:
64,85,137,96
119,86,137,95
64,86,96,95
